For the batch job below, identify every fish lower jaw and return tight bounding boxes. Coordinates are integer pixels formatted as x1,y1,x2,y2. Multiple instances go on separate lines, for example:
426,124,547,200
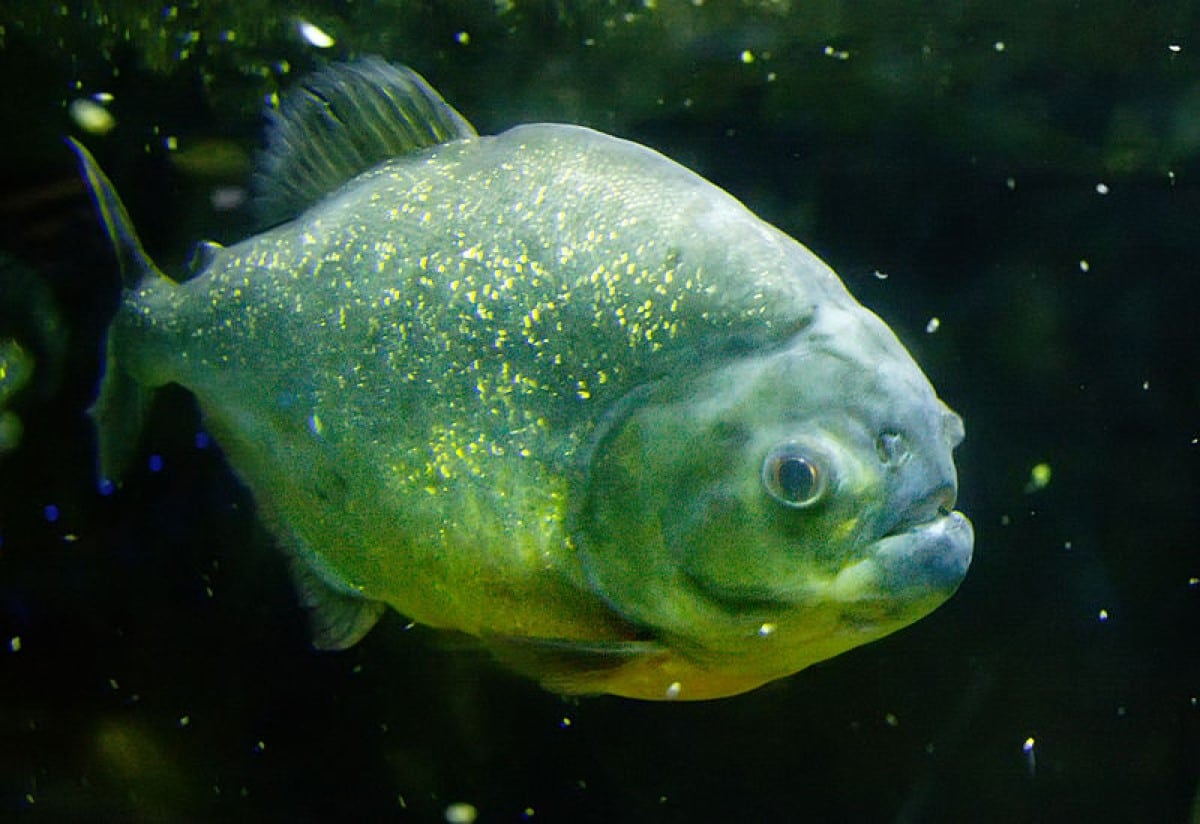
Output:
829,510,974,602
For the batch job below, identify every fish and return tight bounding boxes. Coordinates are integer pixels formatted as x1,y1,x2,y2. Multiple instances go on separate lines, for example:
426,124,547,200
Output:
0,338,32,453
0,252,66,455
70,57,972,701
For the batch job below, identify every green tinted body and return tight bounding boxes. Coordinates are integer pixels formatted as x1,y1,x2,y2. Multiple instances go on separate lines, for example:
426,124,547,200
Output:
82,61,972,700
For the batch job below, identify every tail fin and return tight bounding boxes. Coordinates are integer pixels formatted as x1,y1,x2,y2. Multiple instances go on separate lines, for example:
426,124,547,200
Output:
68,138,174,487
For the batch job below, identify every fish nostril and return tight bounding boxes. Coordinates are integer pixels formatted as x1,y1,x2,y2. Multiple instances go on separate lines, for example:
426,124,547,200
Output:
875,431,910,465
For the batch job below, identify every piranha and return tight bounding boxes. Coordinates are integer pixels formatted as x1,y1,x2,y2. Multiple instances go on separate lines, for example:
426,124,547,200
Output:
71,57,972,700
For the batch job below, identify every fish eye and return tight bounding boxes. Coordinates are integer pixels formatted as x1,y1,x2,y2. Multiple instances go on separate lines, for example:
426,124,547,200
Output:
761,443,827,509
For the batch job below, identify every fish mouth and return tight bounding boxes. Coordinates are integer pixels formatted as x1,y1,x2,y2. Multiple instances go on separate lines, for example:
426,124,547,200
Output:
823,507,972,631
827,498,973,605
867,507,974,594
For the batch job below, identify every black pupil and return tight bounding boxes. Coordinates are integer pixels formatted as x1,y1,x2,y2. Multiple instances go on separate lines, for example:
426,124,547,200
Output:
777,457,816,502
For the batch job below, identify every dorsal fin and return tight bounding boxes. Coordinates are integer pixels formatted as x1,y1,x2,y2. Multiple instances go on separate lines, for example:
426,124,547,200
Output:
253,57,477,227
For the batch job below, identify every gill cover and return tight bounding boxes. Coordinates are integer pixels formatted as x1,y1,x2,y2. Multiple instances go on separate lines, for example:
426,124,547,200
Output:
574,346,882,660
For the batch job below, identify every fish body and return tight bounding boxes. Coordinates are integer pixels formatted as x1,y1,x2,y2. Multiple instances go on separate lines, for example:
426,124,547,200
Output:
73,59,972,700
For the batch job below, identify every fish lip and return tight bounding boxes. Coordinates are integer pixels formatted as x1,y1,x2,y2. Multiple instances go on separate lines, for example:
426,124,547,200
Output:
824,510,972,606
868,509,974,592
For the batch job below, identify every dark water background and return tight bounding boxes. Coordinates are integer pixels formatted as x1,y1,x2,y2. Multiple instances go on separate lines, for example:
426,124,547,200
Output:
1,2,1198,821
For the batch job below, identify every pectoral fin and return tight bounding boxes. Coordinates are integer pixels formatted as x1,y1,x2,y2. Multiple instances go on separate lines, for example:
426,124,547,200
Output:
483,634,667,696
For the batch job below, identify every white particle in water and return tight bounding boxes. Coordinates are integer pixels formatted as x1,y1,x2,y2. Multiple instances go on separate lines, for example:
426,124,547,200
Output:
297,19,335,48
68,98,116,135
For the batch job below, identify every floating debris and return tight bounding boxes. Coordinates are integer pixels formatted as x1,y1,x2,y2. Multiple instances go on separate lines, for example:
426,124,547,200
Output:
444,802,478,824
296,19,335,49
1024,462,1052,493
69,97,116,135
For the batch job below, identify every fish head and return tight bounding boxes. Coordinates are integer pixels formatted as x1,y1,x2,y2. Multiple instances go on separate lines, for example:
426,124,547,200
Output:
574,298,973,685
